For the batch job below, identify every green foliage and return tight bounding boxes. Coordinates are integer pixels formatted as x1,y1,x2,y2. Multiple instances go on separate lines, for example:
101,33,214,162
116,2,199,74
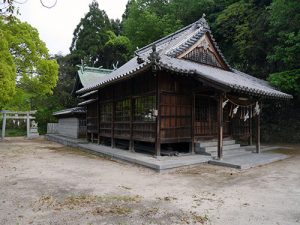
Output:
0,22,16,107
268,69,300,96
103,31,132,66
122,0,181,49
0,17,59,110
70,0,111,67
267,0,300,70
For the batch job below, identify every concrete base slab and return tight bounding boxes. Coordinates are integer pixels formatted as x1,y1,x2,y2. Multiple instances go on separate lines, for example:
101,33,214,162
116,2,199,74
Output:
46,134,290,171
78,143,211,170
46,134,211,171
46,134,88,148
209,152,289,169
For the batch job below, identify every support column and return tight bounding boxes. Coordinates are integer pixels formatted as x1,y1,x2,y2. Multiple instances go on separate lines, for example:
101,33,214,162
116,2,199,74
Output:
26,112,30,138
97,91,100,145
217,94,224,159
249,105,253,146
155,74,161,157
111,99,115,148
190,93,195,154
129,96,134,152
255,111,261,153
1,112,6,140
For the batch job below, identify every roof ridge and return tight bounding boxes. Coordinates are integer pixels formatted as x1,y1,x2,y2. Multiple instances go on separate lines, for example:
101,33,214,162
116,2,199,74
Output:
135,21,197,55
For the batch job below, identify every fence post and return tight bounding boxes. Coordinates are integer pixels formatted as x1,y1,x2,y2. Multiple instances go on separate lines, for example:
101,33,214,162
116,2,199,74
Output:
26,112,30,138
1,112,6,140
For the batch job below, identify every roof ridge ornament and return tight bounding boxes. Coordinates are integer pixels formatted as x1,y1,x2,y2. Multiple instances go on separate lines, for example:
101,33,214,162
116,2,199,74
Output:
113,61,119,70
196,13,210,30
148,44,161,63
135,52,145,64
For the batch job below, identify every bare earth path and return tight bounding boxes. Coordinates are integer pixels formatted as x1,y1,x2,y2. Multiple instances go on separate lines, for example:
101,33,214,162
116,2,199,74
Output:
0,137,299,225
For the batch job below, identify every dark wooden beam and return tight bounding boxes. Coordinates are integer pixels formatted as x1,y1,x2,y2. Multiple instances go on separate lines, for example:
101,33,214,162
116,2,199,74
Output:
111,88,115,148
129,80,134,151
97,91,100,144
155,73,161,157
217,94,224,159
249,105,253,146
256,109,261,153
190,92,195,154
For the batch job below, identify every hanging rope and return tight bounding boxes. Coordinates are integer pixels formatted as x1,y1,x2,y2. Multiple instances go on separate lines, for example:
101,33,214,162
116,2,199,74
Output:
223,94,259,120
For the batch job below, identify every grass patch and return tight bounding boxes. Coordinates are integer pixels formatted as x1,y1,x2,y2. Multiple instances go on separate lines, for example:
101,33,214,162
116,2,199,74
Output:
0,128,27,137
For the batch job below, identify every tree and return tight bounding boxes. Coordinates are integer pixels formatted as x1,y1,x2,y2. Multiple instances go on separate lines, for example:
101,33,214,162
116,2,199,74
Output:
0,19,16,107
0,16,59,109
103,31,132,67
267,0,300,71
122,0,181,50
70,0,111,67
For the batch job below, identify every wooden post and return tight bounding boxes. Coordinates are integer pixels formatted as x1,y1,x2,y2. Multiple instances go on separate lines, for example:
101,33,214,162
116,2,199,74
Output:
190,93,195,154
249,105,253,146
155,74,161,157
1,112,6,140
217,94,224,159
97,91,100,144
111,88,115,148
256,111,261,153
129,97,134,151
26,112,30,138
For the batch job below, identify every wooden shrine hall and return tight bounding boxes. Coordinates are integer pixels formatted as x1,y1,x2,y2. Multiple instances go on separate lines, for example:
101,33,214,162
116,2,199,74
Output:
76,16,292,159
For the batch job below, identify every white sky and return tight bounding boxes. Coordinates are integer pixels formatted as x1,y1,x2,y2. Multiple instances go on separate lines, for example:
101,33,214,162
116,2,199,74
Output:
17,0,128,55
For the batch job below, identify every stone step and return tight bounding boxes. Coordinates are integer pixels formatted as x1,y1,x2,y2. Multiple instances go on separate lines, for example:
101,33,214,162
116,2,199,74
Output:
201,143,241,153
210,148,250,157
197,139,236,148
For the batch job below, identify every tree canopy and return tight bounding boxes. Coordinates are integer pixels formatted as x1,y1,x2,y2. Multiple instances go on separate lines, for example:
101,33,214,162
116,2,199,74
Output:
0,17,58,110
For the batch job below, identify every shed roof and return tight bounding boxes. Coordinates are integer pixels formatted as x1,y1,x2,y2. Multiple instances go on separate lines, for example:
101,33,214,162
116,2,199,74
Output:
53,107,86,117
76,17,292,99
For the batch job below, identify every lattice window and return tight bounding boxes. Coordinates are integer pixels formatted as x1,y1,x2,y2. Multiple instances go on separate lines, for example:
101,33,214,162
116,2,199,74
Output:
115,99,131,121
134,95,156,122
100,102,112,122
195,100,209,122
183,47,222,68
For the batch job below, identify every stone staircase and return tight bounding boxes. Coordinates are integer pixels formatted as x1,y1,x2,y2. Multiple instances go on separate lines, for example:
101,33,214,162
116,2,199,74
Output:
195,138,251,158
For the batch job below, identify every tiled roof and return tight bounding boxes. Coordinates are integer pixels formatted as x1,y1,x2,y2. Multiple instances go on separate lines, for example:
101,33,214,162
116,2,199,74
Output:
76,17,292,99
53,107,86,117
78,99,97,106
79,90,98,98
77,66,113,88
158,56,292,99
76,58,151,94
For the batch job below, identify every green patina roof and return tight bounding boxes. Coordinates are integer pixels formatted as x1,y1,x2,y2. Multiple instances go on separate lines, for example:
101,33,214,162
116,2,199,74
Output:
77,66,113,88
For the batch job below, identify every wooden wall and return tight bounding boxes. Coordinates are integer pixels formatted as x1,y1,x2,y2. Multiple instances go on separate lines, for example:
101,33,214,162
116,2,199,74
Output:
85,69,251,151
159,72,194,143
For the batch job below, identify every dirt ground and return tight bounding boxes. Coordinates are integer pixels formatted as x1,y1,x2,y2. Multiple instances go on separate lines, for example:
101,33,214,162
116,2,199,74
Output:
0,137,299,225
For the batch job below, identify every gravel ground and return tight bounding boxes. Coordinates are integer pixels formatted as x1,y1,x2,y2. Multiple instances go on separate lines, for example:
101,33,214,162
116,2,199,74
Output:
0,137,299,225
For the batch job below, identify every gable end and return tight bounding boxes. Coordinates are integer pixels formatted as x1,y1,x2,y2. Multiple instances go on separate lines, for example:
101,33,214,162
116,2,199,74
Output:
177,33,229,70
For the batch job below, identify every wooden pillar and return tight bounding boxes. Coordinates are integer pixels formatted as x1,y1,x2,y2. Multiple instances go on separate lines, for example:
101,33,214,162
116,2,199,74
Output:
1,112,6,140
26,112,30,138
97,91,100,144
129,96,134,152
111,88,115,148
255,111,261,153
217,94,224,159
129,79,135,152
155,74,161,157
249,105,253,146
190,93,195,154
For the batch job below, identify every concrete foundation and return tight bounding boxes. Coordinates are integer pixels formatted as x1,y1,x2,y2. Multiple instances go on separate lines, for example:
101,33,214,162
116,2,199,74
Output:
46,134,290,171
